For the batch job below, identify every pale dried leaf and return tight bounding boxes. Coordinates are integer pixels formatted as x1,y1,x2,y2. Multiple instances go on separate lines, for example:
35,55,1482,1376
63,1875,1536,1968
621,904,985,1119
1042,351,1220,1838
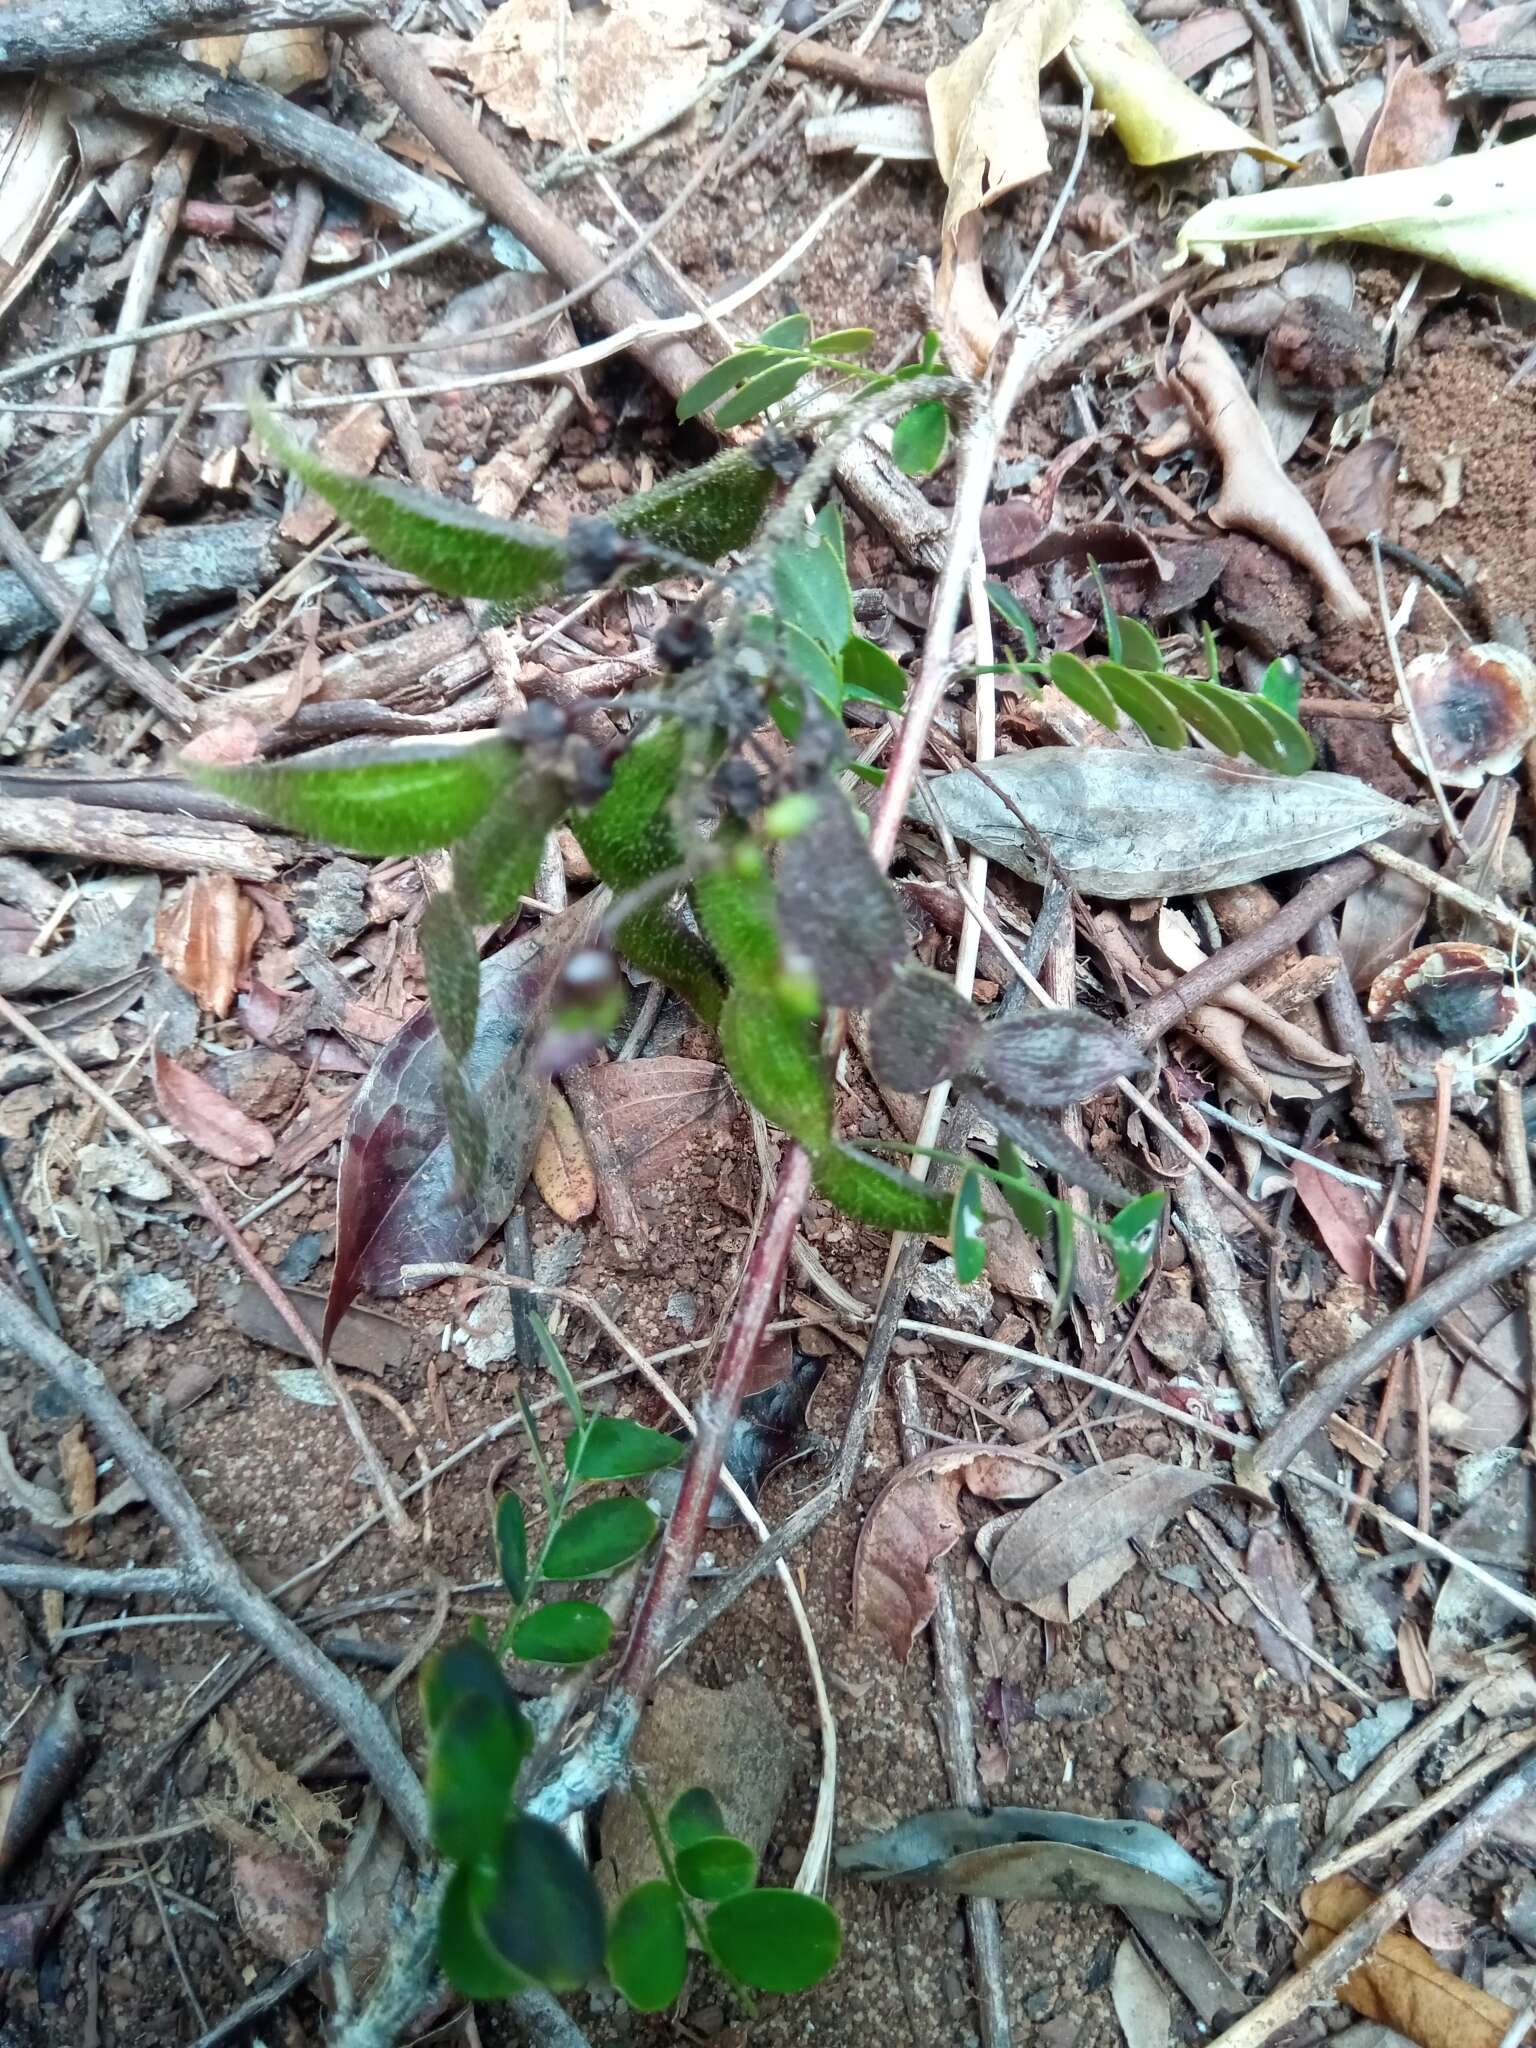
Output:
230,1847,327,1963
1072,0,1272,168
1406,1896,1473,1953
575,1056,736,1177
468,0,722,146
206,1712,345,1867
1364,58,1461,174
1172,316,1370,622
1023,1540,1139,1624
152,1049,273,1168
1299,1875,1515,2048
156,874,262,1019
990,1455,1216,1603
531,1088,597,1222
1153,7,1251,79
57,1425,94,1564
1112,1936,1172,2048
191,28,329,92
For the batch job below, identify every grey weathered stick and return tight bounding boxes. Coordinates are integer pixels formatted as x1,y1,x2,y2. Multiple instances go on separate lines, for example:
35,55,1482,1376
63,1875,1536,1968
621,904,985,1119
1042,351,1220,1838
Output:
80,53,481,240
0,515,275,654
1306,912,1404,1165
11,0,383,69
209,174,327,463
0,795,295,879
1260,1722,1300,1896
1446,53,1536,98
0,1561,189,1600
1251,1210,1536,1482
0,505,196,728
1177,1175,1393,1655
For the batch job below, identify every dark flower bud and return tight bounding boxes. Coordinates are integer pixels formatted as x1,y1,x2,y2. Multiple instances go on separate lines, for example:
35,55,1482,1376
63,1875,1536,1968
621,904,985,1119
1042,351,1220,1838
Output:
656,612,715,672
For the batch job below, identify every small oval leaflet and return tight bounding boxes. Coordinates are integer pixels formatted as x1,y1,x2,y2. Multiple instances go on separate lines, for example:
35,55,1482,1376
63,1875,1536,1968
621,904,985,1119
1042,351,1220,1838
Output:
607,1881,687,2012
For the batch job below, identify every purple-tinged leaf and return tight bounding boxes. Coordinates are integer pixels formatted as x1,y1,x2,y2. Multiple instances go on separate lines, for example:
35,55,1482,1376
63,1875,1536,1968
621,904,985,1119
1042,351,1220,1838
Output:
775,783,905,1008
977,1011,1147,1111
323,899,598,1346
867,967,981,1093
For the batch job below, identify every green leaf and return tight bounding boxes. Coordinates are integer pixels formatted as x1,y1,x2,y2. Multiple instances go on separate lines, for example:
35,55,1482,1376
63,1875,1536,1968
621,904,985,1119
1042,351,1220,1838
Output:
717,988,833,1153
532,1312,587,1429
567,1415,685,1481
841,634,907,710
479,1815,606,1991
714,359,812,430
706,1888,842,1994
950,1170,988,1284
995,1137,1055,1240
422,1636,524,1737
1096,662,1188,751
1047,651,1121,729
1051,1196,1077,1334
1108,1189,1166,1303
758,312,812,348
693,843,787,990
812,502,846,563
1245,691,1315,774
812,1145,952,1234
190,738,512,858
1093,567,1124,663
985,582,1038,654
608,444,776,571
1191,681,1310,774
542,1496,659,1579
608,1881,688,2012
891,399,949,477
668,1787,727,1851
918,329,943,371
256,402,567,604
1147,670,1244,756
760,615,845,712
452,766,562,923
495,1492,528,1603
419,891,480,1062
1260,657,1302,718
1113,613,1164,674
676,1834,757,1902
428,1693,525,1861
511,1599,614,1665
810,326,876,356
773,534,853,655
439,1863,529,2001
675,347,773,424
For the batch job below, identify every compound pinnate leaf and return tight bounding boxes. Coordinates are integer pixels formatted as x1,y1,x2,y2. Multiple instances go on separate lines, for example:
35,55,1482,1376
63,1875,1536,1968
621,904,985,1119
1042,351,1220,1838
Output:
868,967,982,1093
608,1881,687,2012
541,1496,658,1579
891,399,950,477
191,737,512,858
324,901,598,1346
951,1169,988,1285
1096,662,1188,751
439,1864,529,2000
1107,1190,1166,1303
668,1787,727,1851
811,1145,952,1234
1047,650,1122,727
479,1815,606,1991
758,312,813,348
419,891,480,1062
774,783,906,1008
510,1600,613,1665
713,359,811,430
811,326,876,355
676,1834,757,1902
676,347,774,423
1260,658,1302,718
495,1493,528,1603
976,1010,1148,1111
428,1692,524,1862
1113,613,1164,673
1148,670,1244,756
707,1888,843,1993
566,1416,685,1481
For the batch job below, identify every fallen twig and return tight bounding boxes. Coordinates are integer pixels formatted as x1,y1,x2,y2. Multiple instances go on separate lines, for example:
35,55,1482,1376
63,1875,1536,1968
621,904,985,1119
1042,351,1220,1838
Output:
207,175,326,470
1496,1074,1536,1461
1306,912,1404,1165
13,0,382,70
0,795,293,877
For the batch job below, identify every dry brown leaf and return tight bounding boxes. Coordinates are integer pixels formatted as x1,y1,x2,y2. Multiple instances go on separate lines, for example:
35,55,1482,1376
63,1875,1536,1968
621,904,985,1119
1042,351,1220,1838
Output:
156,874,262,1019
280,405,390,548
1398,1618,1435,1703
1319,437,1400,547
1171,315,1370,623
853,1444,1055,1660
190,28,329,92
1245,1524,1317,1683
1406,1896,1474,1953
152,1049,273,1168
531,1088,597,1222
206,1712,345,1867
467,0,722,146
576,1056,736,1176
989,1455,1217,1604
57,1425,94,1564
1363,57,1461,176
1298,1874,1515,2048
0,1689,87,1880
1153,7,1251,78
230,1846,327,1963
1292,1156,1377,1285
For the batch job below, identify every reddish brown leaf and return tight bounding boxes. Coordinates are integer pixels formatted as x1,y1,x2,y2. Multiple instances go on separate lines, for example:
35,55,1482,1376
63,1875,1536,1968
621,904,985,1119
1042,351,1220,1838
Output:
57,1425,94,1564
230,1848,327,1964
1363,56,1461,175
989,1455,1216,1604
575,1055,736,1177
1154,6,1250,78
1291,1156,1376,1285
1319,437,1399,547
1245,1525,1316,1683
152,1049,274,1167
155,874,263,1019
853,1444,1055,1660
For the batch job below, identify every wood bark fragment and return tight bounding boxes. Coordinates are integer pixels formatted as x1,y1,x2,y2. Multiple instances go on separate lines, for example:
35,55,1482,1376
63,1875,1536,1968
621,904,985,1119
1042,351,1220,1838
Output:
0,796,296,880
12,0,384,70
1261,1721,1300,1897
0,516,276,655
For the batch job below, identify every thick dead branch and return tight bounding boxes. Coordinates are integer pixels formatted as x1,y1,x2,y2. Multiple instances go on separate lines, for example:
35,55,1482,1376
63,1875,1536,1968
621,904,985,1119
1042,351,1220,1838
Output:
16,0,383,69
0,515,275,653
0,795,296,879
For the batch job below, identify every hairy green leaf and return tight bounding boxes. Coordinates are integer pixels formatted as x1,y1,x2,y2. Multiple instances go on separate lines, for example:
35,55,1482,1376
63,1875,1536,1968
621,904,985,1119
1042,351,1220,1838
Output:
608,1881,688,2012
812,1145,952,1234
867,968,981,1093
190,737,512,857
453,764,565,922
511,1599,614,1665
419,891,480,1062
676,1834,757,1902
542,1496,659,1579
707,1888,842,1993
479,1815,606,1990
608,445,775,567
976,1011,1147,1112
566,1415,685,1481
718,988,833,1151
891,399,950,477
775,782,906,1008
668,1787,727,1851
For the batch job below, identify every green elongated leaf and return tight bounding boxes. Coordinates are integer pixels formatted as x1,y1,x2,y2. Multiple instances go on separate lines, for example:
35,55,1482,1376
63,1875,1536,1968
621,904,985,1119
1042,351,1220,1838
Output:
453,766,564,922
773,533,854,655
438,1056,489,1201
1108,1190,1166,1303
422,1637,525,1738
1245,692,1315,774
995,1136,1055,1239
919,329,943,371
480,1815,606,1991
668,1787,727,1851
439,1863,529,2000
1147,670,1243,756
813,502,846,562
496,1492,529,1603
428,1693,524,1862
1096,662,1188,751
532,1311,587,1428
542,1495,659,1579
714,359,812,430
1052,1196,1077,1333
707,1888,842,1993
608,445,775,566
614,907,726,1030
758,312,812,348
810,326,876,355
511,1599,614,1665
190,737,512,857
419,891,480,1062
567,1415,685,1480
1189,681,1302,775
951,1169,988,1284
985,582,1038,653
1048,651,1121,728
1260,657,1302,718
719,988,833,1151
841,633,908,709
608,1881,688,2012
1113,614,1164,673
693,845,791,990
812,1144,952,1234
257,403,568,603
675,347,774,424
675,1835,757,1902
891,399,950,477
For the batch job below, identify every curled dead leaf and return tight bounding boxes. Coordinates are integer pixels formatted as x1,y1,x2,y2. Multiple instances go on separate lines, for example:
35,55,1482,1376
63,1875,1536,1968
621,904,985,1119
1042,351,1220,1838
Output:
989,1454,1218,1604
1299,1874,1515,2048
156,873,262,1019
